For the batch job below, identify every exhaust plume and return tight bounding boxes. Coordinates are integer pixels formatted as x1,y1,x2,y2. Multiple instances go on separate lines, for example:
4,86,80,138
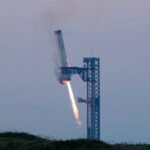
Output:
66,81,81,127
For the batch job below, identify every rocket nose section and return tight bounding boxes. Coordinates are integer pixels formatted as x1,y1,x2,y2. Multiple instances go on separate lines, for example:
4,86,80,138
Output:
54,30,62,34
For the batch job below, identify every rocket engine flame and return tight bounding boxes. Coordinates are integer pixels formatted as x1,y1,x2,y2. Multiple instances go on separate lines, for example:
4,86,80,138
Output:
66,81,81,127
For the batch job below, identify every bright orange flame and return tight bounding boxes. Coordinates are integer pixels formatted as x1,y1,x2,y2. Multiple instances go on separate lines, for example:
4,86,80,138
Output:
66,82,81,127
62,80,69,84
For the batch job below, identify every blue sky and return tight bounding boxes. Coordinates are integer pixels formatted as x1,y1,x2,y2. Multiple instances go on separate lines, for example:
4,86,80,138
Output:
0,0,150,143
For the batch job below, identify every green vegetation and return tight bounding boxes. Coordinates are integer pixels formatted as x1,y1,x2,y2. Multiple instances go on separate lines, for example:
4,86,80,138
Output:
0,132,149,150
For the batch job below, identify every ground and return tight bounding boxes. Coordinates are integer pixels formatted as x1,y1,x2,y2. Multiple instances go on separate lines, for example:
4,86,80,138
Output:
0,132,149,150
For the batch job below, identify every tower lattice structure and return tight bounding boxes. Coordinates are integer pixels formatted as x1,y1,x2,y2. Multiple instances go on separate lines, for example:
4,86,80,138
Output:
61,57,100,140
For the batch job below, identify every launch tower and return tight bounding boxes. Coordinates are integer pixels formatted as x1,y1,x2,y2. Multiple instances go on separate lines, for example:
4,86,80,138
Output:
55,30,100,140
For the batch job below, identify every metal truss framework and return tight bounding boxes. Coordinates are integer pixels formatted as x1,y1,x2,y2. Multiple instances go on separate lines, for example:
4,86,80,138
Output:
61,57,100,140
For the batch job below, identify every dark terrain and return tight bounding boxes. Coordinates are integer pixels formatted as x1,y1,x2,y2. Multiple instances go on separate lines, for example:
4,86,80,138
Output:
0,132,149,150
